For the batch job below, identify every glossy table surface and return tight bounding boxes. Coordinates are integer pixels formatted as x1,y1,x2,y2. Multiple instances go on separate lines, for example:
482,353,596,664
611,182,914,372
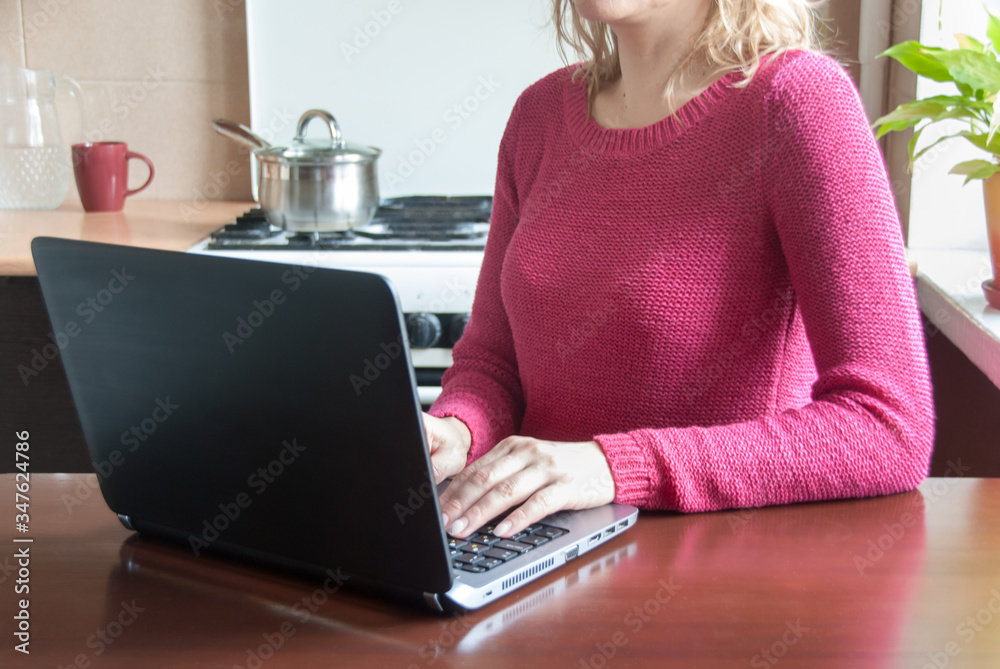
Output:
2,474,999,668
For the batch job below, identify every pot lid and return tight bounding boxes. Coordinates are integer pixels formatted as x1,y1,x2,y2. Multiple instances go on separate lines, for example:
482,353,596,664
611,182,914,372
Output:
255,109,380,163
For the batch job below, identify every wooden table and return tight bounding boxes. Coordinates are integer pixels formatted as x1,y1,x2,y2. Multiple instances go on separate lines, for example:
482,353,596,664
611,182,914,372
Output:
2,474,999,668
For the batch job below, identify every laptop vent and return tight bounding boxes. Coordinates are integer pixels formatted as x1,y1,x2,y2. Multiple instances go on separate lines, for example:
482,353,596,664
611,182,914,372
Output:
502,557,555,591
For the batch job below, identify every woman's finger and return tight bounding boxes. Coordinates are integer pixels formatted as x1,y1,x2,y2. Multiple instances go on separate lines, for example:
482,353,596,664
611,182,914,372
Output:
444,466,552,538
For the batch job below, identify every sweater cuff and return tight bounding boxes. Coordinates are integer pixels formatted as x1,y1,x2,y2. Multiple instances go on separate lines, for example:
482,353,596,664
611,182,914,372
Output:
428,392,499,463
594,430,656,507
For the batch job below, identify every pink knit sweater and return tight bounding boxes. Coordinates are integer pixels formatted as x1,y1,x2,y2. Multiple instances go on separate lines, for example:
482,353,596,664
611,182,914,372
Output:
429,50,934,512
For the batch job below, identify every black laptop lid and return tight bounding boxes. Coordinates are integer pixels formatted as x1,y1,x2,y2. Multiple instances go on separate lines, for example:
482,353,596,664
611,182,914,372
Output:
31,237,452,595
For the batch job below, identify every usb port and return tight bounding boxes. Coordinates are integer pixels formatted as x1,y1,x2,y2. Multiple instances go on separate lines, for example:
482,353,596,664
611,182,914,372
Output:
605,526,616,536
589,533,600,545
617,520,628,529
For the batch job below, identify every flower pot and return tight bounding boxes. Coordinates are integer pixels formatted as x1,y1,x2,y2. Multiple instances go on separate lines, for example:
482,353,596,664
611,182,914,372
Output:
981,174,1000,308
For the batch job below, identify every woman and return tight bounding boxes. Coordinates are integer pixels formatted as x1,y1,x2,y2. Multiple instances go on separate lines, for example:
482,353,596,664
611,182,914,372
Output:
424,0,934,540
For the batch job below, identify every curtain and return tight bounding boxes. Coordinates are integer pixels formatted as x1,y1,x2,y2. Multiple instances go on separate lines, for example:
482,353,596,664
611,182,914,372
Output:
824,0,922,241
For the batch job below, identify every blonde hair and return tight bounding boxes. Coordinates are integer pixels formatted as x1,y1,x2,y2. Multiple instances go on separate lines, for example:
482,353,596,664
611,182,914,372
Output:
552,0,826,112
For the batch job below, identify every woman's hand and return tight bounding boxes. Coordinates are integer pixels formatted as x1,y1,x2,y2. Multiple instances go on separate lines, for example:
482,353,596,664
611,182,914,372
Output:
422,413,473,484
437,436,615,539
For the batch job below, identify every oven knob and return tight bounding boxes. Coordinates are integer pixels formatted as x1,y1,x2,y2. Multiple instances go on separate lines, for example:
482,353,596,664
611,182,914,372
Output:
406,312,442,348
449,313,471,345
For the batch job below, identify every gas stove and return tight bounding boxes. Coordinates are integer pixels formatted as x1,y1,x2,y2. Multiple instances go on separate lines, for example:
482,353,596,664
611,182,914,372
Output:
201,196,491,252
187,196,491,405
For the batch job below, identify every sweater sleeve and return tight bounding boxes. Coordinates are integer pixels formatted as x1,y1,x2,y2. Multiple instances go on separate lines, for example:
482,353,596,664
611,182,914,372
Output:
594,53,935,512
427,96,526,461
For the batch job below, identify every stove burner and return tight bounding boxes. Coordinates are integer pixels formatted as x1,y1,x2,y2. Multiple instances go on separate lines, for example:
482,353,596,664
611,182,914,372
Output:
211,208,281,241
286,230,355,247
206,196,491,251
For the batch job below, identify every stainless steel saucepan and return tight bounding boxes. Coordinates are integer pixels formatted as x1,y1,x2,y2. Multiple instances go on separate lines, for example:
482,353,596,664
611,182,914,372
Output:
212,109,381,232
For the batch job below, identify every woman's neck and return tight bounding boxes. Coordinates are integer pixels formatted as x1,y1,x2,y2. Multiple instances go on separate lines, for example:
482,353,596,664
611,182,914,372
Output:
592,1,714,129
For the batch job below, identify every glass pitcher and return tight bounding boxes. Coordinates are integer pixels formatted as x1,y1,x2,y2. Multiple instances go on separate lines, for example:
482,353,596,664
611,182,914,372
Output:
0,68,85,210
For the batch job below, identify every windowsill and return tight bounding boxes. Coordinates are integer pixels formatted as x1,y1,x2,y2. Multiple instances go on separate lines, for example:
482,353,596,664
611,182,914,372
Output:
909,248,1000,389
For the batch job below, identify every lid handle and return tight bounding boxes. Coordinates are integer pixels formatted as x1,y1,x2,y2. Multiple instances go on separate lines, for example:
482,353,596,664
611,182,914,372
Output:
294,109,343,147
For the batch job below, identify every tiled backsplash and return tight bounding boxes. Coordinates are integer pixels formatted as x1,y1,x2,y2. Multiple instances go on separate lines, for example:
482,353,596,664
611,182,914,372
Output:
2,0,252,202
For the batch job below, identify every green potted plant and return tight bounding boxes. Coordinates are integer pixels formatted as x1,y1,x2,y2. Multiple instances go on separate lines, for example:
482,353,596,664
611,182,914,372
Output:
874,7,1000,308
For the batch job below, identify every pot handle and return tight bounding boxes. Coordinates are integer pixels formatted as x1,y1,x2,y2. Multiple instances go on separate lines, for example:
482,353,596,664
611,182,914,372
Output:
294,109,344,147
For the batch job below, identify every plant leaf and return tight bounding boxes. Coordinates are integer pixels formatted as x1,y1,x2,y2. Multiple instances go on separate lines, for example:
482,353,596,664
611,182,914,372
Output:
907,126,925,170
958,130,1000,153
956,33,987,52
933,49,1000,92
879,41,953,82
990,97,1000,145
949,158,1000,184
909,130,970,169
874,101,980,138
988,9,1000,54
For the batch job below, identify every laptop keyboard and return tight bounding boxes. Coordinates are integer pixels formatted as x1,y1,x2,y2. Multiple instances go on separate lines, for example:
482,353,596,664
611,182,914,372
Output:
449,521,567,573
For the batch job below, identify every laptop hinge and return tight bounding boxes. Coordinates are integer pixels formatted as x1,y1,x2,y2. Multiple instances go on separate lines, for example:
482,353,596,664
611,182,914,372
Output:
117,514,136,531
423,592,444,612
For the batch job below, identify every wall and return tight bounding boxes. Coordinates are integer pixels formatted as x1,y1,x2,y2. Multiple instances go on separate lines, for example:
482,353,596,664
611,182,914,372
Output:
1,0,252,202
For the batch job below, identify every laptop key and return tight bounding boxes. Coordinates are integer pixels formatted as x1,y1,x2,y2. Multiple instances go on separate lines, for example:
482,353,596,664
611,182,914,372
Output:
469,533,501,546
448,538,469,551
455,552,483,565
519,534,549,547
479,557,503,570
459,563,487,573
538,525,566,539
483,548,517,562
462,542,491,554
494,539,533,553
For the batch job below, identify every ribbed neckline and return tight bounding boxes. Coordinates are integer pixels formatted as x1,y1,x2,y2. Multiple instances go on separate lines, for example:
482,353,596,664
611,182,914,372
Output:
564,67,745,155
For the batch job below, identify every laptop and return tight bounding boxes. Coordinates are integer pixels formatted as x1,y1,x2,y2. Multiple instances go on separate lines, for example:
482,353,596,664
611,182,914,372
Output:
31,237,638,611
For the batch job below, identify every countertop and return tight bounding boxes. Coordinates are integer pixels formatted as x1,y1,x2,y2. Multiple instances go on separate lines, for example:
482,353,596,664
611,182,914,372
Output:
0,200,252,276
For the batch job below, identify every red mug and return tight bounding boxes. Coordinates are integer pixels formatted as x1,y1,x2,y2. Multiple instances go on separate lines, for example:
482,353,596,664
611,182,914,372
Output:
72,142,154,212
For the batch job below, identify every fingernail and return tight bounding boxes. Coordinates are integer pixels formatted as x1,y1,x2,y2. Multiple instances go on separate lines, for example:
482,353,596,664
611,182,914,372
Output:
494,521,512,537
448,517,468,535
441,513,450,528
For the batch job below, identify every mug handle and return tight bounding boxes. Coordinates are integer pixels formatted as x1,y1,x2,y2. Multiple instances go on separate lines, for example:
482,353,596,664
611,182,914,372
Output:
124,151,155,197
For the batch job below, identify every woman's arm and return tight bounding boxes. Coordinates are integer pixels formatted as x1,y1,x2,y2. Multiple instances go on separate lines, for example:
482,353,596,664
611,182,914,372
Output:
426,95,528,467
